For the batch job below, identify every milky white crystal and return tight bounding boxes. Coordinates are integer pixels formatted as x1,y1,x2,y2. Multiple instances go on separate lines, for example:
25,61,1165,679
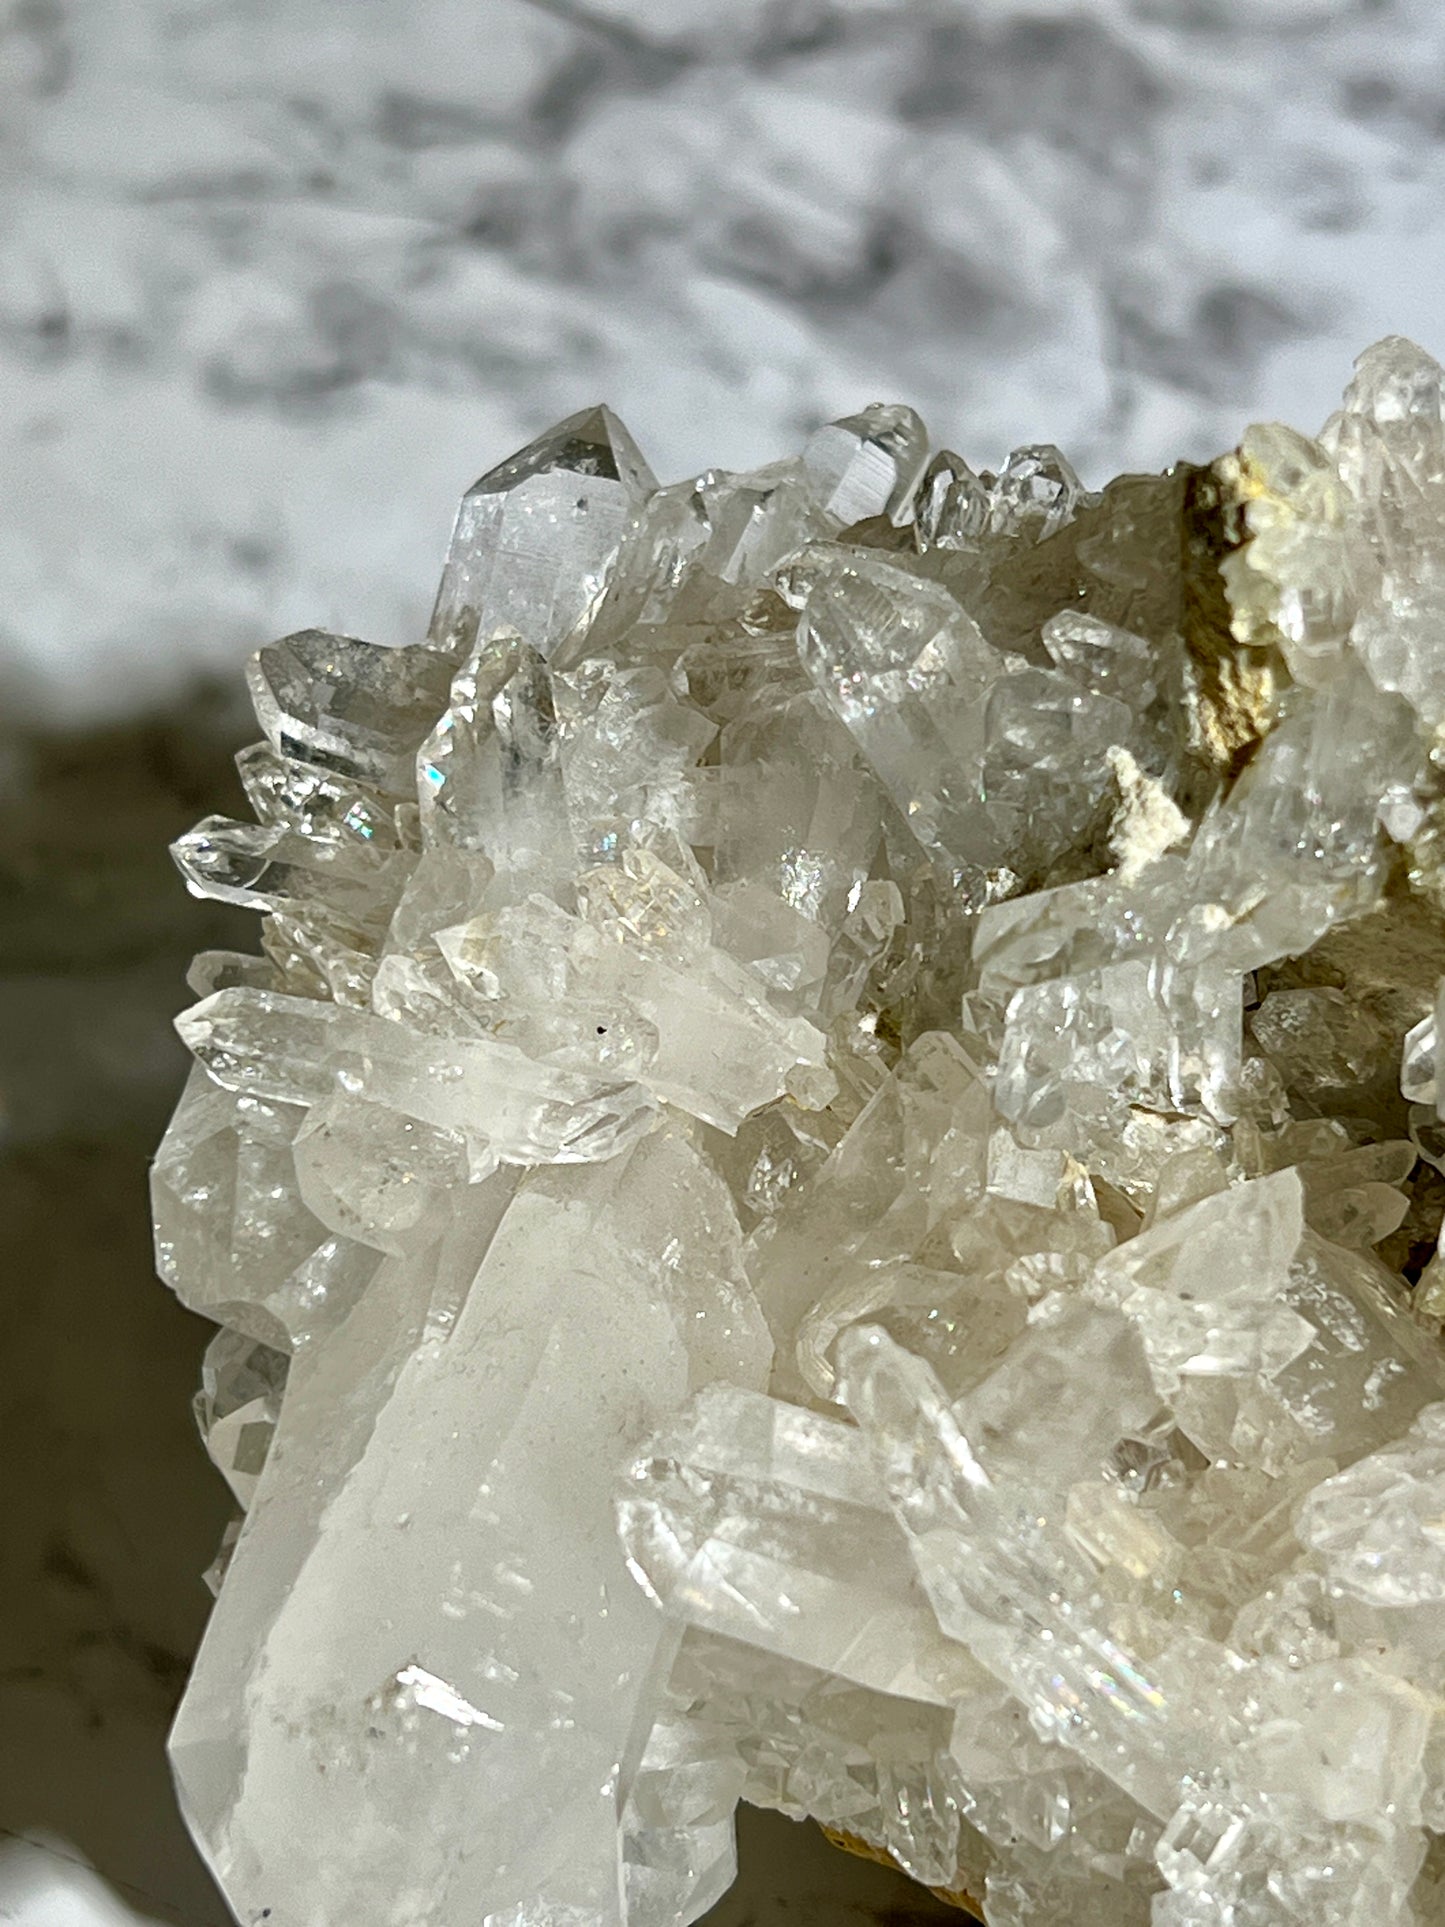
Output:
159,343,1445,1927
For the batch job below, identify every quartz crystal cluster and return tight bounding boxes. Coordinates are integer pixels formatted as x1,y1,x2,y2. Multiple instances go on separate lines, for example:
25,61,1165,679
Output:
157,342,1445,1927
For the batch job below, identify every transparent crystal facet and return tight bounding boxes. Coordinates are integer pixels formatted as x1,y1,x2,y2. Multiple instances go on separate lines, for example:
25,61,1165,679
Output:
428,405,657,663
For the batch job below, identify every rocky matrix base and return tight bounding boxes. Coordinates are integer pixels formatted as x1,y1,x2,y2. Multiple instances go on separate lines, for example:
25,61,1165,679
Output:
157,341,1445,1927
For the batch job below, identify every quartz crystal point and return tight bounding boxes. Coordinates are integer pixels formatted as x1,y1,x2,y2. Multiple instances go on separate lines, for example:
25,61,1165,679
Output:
158,347,1445,1927
428,405,657,662
170,1139,769,1927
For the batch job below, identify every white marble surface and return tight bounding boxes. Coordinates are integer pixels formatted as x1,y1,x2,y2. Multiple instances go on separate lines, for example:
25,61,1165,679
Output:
4,0,1445,722
5,3,1445,1922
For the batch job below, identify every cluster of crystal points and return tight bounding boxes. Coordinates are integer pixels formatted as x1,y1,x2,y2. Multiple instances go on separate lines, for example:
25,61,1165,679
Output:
156,340,1445,1927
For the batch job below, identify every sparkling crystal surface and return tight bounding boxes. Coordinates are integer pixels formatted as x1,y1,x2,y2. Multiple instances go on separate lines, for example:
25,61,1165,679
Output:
158,346,1445,1927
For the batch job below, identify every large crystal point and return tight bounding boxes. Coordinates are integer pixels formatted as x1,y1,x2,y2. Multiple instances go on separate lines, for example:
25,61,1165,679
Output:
170,1135,769,1927
428,405,657,662
158,347,1445,1927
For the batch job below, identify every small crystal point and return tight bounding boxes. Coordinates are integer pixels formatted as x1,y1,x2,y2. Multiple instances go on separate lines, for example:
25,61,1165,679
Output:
194,1327,287,1508
915,447,994,551
990,441,1091,536
1342,332,1444,427
248,628,456,794
802,402,930,528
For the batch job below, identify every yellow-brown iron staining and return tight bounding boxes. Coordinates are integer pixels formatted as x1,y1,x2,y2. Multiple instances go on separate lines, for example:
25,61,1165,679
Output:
1180,458,1285,783
820,1824,987,1921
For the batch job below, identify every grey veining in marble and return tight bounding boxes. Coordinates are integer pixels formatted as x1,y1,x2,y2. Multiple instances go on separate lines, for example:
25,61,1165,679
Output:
3,0,1445,720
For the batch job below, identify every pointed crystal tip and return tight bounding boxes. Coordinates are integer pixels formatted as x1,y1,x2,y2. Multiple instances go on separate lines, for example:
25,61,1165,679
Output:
427,407,657,660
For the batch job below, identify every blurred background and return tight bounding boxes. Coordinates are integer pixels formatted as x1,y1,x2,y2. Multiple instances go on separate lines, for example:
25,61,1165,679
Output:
3,0,1444,1919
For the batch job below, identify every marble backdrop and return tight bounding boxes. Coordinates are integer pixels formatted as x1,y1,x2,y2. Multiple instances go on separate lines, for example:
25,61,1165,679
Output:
3,0,1445,720
4,1,1445,1922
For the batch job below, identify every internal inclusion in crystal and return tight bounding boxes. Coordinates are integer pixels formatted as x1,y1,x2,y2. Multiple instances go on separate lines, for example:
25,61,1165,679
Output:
157,345,1445,1927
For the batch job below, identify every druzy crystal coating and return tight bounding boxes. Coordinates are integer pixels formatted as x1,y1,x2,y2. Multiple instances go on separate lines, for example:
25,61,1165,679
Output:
157,355,1445,1927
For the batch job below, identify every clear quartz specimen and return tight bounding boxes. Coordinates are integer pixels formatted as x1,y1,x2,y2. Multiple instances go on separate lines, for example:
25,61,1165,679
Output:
152,1064,380,1350
619,1705,746,1927
1402,1009,1439,1108
235,741,412,851
914,443,1094,551
833,1316,1189,1824
711,691,880,926
988,444,1092,538
292,1094,473,1257
612,461,828,613
915,449,991,549
1328,338,1445,724
435,869,835,1134
173,813,410,942
158,352,1445,1927
416,633,579,909
1299,1402,1445,1611
1088,1170,1314,1405
788,545,1135,903
788,547,1010,898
